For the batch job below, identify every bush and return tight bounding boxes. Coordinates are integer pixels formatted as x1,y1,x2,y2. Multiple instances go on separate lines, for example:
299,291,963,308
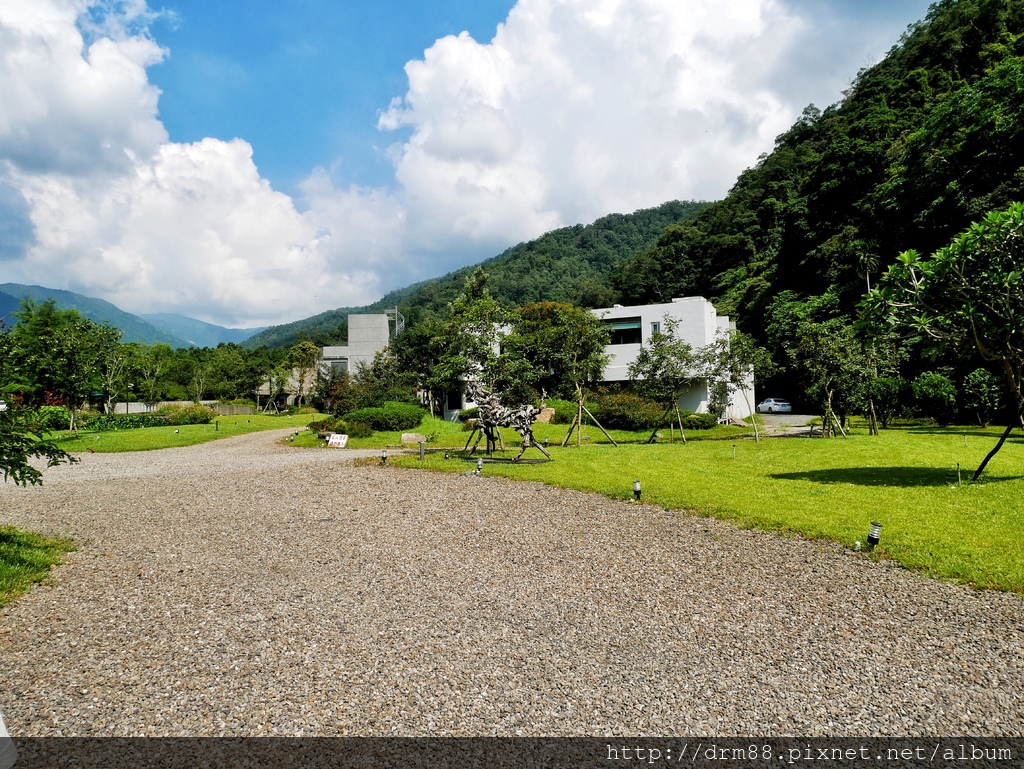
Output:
962,368,1005,427
32,406,71,431
590,392,663,431
679,411,719,430
543,398,578,425
340,420,374,438
157,404,217,425
341,401,425,432
457,406,479,423
911,371,957,426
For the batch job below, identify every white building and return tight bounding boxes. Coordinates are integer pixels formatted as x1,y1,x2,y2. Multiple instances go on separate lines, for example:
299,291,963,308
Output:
322,314,392,375
593,297,755,419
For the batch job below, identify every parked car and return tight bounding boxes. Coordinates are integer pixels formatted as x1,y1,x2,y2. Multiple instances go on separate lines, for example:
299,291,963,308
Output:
756,397,792,414
0,400,7,412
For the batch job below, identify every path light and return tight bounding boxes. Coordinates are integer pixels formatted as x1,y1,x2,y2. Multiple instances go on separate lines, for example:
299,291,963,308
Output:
633,480,642,501
476,458,484,473
444,453,450,460
867,521,882,550
544,437,549,448
381,449,387,464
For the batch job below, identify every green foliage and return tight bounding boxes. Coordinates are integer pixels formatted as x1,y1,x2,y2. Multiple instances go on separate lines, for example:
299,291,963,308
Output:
911,371,958,425
962,367,1005,426
457,406,479,423
870,376,909,428
0,408,77,486
543,398,578,424
678,412,720,430
589,392,663,431
31,405,72,431
341,402,425,432
627,316,696,407
157,404,217,425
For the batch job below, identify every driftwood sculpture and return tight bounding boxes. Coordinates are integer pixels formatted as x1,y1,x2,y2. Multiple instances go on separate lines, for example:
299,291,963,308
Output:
463,382,551,462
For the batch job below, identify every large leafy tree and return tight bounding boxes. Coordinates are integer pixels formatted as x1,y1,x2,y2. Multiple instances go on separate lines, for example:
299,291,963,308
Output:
0,408,76,486
428,268,505,398
863,201,1024,478
5,299,121,432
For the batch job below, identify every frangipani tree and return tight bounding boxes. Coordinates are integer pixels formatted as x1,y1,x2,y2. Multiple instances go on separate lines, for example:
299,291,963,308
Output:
862,201,1024,479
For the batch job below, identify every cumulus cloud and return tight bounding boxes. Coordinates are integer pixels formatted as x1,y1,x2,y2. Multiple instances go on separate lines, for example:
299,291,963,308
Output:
0,0,914,326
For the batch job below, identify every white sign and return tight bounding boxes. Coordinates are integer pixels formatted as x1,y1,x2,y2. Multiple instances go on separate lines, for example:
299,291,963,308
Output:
327,434,349,448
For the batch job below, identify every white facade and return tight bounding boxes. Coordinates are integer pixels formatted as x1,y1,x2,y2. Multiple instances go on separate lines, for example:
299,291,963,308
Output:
593,297,755,420
322,314,391,375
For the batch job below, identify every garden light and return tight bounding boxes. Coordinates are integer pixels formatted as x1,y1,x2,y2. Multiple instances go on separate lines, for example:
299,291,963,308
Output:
476,458,484,473
633,480,642,501
381,450,387,464
867,521,882,549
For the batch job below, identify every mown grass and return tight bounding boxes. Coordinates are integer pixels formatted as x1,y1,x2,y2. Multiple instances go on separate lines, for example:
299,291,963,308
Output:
0,526,75,608
51,412,322,453
388,426,1024,592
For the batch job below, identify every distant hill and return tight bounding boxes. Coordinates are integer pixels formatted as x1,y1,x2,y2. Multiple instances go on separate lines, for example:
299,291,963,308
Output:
0,284,258,348
244,200,709,348
140,313,265,347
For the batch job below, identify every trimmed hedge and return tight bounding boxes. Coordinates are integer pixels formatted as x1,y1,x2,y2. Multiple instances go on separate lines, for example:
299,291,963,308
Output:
341,401,425,432
590,392,663,431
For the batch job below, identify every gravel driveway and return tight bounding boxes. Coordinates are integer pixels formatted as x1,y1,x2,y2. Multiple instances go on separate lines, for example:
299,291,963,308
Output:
1,429,1021,736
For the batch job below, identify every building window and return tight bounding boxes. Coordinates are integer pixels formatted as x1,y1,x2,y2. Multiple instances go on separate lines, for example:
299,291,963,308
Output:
605,318,642,345
329,359,349,374
650,321,660,335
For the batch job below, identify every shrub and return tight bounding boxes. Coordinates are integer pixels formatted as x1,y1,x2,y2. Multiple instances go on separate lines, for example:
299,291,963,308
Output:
911,371,957,426
590,392,663,431
32,405,71,431
543,398,578,425
962,368,1005,427
341,420,374,438
679,411,719,430
457,406,479,423
341,401,425,432
157,404,217,425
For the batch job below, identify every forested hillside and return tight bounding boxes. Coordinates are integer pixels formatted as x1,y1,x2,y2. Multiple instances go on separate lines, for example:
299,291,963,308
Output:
615,0,1024,337
243,200,708,347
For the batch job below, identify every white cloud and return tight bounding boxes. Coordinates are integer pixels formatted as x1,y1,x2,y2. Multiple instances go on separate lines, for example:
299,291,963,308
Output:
0,0,920,327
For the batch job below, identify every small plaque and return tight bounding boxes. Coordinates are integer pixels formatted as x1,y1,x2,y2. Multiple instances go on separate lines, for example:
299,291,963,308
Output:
327,434,349,448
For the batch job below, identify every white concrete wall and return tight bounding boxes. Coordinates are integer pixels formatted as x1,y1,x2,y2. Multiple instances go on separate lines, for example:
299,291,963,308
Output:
322,314,391,374
592,297,754,419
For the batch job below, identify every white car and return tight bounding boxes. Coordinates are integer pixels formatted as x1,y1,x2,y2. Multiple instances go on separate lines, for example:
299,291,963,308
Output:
0,400,6,412
756,398,792,414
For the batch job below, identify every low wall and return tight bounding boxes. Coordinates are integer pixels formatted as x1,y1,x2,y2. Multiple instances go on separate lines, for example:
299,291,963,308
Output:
112,401,255,416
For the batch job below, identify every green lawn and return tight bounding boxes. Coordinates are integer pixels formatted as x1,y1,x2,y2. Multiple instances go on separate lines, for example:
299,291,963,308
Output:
389,425,1024,592
51,412,322,453
0,526,75,608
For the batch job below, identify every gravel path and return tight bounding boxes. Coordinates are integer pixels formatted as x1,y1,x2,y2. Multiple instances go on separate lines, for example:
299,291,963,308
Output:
1,428,1021,736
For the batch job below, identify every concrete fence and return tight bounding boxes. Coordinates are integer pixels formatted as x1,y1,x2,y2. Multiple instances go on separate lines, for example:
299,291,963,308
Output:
112,401,255,416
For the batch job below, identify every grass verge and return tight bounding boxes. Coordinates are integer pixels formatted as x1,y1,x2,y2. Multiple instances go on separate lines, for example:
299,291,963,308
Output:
51,412,322,453
389,426,1024,592
0,526,75,608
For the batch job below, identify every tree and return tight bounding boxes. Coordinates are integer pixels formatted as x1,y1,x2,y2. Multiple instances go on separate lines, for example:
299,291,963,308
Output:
288,340,321,407
790,318,871,437
697,329,774,441
628,316,697,443
0,408,77,486
5,299,121,432
863,202,1024,478
963,368,1004,427
428,269,504,400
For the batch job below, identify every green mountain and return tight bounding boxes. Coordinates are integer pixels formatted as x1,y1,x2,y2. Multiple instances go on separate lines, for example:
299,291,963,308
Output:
244,200,708,348
140,313,265,348
613,0,1024,340
0,284,259,348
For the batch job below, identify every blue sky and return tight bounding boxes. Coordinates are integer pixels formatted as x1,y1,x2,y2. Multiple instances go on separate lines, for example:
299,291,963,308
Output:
0,0,935,326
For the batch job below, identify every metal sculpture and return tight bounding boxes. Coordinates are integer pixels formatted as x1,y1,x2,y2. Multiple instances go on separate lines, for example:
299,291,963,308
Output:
463,382,551,462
